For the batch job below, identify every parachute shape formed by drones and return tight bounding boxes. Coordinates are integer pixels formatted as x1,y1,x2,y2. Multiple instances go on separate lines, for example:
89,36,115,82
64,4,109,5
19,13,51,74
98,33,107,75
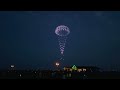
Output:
55,25,70,55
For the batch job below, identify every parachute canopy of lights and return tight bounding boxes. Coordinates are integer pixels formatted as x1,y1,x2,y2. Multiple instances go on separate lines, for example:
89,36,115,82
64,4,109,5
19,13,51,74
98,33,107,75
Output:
55,25,70,56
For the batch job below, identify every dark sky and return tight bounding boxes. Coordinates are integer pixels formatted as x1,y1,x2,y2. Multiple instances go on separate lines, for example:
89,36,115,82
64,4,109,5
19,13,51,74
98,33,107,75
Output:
0,11,120,70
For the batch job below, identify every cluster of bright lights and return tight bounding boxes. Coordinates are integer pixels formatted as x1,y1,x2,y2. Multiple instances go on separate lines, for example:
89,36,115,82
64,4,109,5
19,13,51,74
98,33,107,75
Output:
55,25,70,55
55,62,59,67
11,65,14,68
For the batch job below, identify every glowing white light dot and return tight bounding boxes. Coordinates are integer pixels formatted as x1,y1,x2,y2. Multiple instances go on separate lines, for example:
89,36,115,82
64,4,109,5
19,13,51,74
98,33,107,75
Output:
56,62,59,67
11,65,14,68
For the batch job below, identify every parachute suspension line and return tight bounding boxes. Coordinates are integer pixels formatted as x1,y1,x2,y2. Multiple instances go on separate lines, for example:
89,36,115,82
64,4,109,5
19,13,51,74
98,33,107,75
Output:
58,36,67,55
55,25,70,60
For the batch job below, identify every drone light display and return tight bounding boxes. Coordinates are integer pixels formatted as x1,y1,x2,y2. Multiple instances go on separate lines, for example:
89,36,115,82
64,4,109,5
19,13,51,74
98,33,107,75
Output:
55,25,70,56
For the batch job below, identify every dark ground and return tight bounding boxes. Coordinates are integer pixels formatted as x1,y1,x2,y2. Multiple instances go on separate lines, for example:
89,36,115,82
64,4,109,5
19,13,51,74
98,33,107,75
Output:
0,70,120,79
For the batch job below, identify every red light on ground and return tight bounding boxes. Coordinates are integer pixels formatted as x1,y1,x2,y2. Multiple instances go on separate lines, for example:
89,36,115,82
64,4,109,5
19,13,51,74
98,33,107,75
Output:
55,62,59,67
11,65,14,68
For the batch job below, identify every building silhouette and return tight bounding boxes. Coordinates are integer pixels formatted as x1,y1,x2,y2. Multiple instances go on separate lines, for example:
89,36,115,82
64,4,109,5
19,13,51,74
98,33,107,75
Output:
63,65,100,72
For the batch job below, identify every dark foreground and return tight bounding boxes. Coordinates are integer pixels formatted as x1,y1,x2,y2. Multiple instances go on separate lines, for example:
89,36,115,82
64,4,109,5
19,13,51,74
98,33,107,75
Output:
0,70,120,79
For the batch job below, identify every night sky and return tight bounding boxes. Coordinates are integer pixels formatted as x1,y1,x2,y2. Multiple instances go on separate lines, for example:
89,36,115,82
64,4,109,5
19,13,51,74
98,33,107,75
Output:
0,11,120,70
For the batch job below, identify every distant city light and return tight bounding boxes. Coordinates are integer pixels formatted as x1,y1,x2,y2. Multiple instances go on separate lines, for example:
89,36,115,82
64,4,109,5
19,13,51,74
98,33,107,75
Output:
72,65,77,70
55,62,59,67
83,68,86,72
11,65,14,68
